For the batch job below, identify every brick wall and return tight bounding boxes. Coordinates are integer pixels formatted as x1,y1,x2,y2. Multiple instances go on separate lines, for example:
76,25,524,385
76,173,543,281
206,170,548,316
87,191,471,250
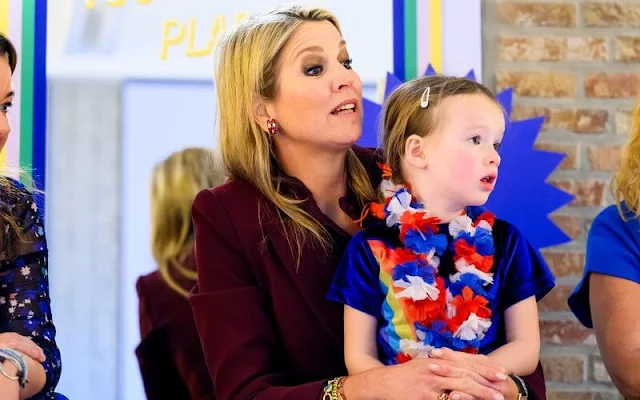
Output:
482,1,640,398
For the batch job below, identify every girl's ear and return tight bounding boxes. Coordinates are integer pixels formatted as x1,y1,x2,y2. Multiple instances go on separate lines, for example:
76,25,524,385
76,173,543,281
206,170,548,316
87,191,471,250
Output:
404,134,429,169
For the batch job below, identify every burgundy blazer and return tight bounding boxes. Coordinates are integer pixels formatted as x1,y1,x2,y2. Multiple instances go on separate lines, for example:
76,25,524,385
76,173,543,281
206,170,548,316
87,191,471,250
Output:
189,146,547,400
136,255,214,400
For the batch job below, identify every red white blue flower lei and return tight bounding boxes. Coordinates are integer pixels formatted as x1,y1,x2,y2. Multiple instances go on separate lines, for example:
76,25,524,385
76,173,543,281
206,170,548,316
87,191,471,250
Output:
370,164,497,359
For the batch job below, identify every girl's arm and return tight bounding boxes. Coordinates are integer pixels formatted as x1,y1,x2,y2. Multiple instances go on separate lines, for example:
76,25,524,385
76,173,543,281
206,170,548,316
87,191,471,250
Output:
488,296,540,376
344,305,385,374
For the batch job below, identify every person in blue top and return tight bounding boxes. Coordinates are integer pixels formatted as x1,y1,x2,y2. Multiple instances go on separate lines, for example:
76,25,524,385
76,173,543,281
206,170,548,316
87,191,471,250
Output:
328,75,555,400
0,32,64,399
568,101,640,398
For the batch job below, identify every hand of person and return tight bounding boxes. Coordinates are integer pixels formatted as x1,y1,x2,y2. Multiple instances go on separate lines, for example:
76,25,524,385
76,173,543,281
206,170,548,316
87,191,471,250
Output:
428,348,518,400
0,333,45,362
343,349,508,400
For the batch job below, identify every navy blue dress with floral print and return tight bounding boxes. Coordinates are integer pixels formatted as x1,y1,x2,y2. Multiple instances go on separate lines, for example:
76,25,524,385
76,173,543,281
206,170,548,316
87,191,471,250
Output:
0,178,64,399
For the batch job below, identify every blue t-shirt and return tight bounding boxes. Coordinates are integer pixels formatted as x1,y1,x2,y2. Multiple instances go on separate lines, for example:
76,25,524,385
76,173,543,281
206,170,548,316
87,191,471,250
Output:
568,203,640,328
327,208,555,365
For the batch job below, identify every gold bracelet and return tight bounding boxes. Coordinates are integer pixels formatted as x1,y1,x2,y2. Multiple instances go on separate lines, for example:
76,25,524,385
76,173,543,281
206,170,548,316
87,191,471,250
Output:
323,377,347,400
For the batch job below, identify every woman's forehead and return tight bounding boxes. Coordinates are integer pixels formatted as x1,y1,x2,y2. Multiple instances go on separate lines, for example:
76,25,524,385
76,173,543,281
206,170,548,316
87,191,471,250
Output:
284,21,343,60
0,58,13,99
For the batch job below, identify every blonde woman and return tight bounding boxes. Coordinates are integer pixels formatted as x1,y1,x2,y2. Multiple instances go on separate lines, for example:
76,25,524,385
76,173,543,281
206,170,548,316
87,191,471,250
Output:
569,102,640,398
0,32,64,400
135,147,225,400
189,5,546,400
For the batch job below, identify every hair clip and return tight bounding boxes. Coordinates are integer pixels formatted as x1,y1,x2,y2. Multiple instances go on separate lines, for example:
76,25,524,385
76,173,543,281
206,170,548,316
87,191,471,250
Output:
420,86,431,109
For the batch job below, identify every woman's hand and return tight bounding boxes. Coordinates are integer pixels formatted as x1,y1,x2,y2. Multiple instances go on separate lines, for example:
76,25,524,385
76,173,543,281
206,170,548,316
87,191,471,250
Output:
343,349,509,400
0,334,48,399
0,333,45,363
428,348,519,400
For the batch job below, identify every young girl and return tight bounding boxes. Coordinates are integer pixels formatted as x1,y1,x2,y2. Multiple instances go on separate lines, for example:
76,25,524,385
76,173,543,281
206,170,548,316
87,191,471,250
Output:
328,76,556,382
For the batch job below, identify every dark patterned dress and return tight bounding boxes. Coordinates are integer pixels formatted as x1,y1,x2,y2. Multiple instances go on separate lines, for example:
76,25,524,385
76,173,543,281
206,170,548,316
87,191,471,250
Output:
0,178,64,399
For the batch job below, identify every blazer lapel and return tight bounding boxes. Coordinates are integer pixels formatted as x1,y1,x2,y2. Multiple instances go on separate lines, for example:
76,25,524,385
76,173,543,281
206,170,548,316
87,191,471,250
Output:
263,218,344,347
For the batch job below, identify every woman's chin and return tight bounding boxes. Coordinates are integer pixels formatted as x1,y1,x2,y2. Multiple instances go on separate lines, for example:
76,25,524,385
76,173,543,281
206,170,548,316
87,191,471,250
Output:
336,130,363,148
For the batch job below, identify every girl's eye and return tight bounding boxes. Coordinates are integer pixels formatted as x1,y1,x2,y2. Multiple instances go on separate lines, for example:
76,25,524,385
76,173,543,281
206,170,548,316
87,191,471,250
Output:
468,135,481,145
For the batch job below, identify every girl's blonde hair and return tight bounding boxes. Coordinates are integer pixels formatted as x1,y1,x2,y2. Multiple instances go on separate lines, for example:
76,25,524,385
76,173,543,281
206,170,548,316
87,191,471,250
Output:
150,147,226,297
382,75,499,184
215,5,376,260
613,101,640,219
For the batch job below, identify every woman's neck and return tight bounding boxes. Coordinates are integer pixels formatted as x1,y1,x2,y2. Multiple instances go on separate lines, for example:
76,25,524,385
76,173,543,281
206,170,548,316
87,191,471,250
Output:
276,142,348,217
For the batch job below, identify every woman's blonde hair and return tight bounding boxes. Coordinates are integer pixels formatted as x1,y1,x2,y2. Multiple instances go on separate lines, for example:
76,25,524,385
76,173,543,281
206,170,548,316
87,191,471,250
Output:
150,147,226,297
215,5,376,260
613,101,640,219
382,75,499,184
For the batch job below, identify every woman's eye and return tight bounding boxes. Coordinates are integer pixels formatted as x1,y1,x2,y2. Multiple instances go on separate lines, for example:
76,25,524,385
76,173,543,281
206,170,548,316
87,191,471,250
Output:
304,65,323,76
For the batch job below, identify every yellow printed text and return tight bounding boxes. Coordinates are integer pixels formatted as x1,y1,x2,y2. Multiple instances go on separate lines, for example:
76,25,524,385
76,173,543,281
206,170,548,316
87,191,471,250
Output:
160,14,248,60
85,0,152,9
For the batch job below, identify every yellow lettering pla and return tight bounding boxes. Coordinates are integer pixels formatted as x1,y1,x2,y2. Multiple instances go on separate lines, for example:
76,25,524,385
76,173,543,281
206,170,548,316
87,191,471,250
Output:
160,20,186,61
186,18,213,58
235,13,248,24
205,16,228,55
86,0,152,8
